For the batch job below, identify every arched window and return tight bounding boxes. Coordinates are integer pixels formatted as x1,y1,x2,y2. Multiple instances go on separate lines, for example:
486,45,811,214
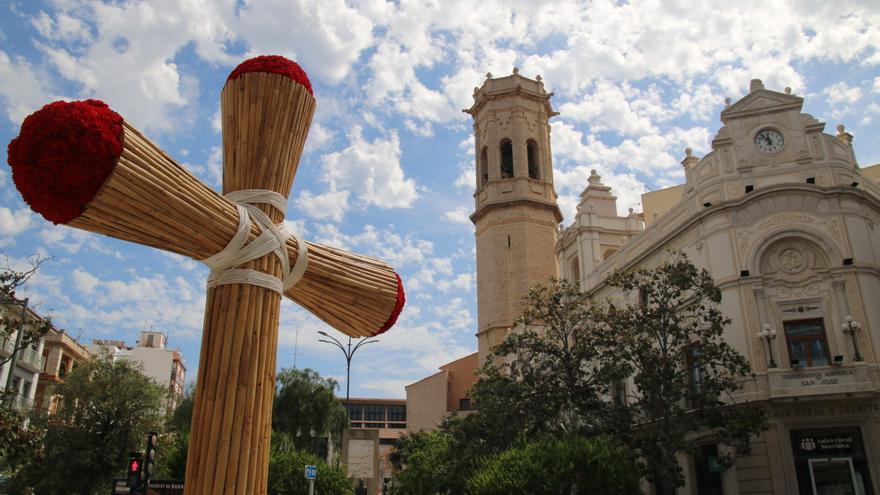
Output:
500,139,513,179
603,248,618,260
570,257,580,282
480,147,488,187
527,140,540,179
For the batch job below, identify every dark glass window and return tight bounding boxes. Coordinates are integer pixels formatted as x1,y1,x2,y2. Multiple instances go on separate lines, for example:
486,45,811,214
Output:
365,404,385,421
784,318,830,367
686,346,705,408
500,139,513,179
387,405,406,422
527,140,540,179
693,444,724,495
480,147,488,186
347,404,363,421
459,398,471,410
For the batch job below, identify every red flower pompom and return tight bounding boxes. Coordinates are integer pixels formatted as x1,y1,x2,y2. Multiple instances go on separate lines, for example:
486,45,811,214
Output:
227,55,313,96
7,99,123,224
375,273,406,335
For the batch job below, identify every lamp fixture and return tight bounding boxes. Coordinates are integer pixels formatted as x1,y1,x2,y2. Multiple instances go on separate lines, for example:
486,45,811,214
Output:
757,323,778,368
841,315,864,362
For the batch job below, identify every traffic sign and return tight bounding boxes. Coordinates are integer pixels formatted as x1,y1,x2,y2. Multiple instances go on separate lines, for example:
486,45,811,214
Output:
304,465,317,480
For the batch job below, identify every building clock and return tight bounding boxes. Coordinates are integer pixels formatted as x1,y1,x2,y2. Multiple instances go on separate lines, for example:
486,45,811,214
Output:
755,128,785,154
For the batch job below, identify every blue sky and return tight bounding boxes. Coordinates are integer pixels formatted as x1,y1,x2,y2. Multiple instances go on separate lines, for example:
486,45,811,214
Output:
1,0,878,398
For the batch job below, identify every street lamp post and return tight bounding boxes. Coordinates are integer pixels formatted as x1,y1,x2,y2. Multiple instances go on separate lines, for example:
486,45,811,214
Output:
2,297,30,399
757,323,777,368
842,315,864,362
317,331,379,407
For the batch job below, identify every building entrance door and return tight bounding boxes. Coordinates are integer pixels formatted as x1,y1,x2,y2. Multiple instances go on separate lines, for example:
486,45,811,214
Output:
790,426,873,495
809,457,858,495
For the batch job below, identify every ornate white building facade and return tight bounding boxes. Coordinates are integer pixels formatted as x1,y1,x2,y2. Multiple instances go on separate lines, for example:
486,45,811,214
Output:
557,79,880,494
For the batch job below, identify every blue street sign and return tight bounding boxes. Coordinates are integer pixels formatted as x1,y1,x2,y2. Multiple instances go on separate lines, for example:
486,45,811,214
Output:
304,465,317,480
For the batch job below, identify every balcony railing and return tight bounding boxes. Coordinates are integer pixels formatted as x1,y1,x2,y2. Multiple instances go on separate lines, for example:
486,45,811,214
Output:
0,336,45,370
0,392,35,411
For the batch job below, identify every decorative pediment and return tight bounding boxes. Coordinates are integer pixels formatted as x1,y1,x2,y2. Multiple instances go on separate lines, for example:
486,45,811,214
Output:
721,88,803,122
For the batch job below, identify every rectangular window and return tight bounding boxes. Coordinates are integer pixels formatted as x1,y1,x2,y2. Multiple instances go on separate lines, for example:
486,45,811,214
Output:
459,398,471,410
612,381,627,406
365,404,385,421
693,444,724,495
387,405,406,421
686,346,705,409
784,318,830,367
346,404,363,421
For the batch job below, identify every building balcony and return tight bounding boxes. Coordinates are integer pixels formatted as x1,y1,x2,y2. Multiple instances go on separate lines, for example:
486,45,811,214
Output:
0,392,34,411
766,362,877,399
0,336,45,372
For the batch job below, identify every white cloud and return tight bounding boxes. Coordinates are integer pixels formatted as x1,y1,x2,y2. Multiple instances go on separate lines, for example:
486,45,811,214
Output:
72,268,99,294
442,206,471,226
297,189,350,223
0,207,35,236
436,273,475,293
559,81,669,136
823,81,862,105
403,119,434,137
0,50,56,124
33,0,234,132
318,128,418,213
235,0,374,84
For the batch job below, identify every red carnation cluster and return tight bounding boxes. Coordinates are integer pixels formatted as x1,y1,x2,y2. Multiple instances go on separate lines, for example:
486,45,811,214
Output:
376,272,406,335
226,55,313,96
7,99,123,224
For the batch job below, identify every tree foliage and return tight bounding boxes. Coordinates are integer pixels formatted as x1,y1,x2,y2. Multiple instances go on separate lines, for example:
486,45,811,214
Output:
387,429,460,495
388,253,766,493
592,252,767,490
9,358,167,494
273,367,348,454
267,432,351,495
471,279,628,444
466,436,641,495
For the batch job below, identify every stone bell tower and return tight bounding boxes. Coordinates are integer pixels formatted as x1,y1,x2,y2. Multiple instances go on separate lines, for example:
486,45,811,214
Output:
464,69,563,364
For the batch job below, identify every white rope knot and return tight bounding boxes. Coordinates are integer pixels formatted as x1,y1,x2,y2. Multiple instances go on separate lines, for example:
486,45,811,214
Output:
201,189,309,294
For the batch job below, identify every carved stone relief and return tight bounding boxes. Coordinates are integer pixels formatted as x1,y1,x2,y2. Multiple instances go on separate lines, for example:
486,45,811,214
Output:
773,280,824,300
760,237,828,281
736,212,843,255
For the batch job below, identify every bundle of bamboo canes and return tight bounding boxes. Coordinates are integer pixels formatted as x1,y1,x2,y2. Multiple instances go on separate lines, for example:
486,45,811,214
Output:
8,75,404,338
8,55,405,495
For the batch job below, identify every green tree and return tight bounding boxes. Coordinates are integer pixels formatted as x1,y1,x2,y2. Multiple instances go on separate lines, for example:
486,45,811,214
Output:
267,431,351,495
468,279,627,448
594,253,767,492
11,358,167,494
387,429,460,495
466,436,641,495
273,368,347,454
157,385,194,480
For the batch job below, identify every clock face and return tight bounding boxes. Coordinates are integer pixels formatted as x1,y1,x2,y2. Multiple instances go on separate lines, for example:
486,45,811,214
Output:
755,128,784,154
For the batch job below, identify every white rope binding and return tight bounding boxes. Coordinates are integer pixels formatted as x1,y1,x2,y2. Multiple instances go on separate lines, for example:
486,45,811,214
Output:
202,189,309,294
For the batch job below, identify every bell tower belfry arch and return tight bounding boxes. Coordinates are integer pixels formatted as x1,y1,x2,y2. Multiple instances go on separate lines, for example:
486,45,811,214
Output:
464,69,563,364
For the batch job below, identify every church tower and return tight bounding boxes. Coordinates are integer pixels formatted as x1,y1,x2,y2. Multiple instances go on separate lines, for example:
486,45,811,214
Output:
464,69,563,364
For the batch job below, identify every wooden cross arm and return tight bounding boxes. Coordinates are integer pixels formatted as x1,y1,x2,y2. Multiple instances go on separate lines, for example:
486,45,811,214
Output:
7,100,404,337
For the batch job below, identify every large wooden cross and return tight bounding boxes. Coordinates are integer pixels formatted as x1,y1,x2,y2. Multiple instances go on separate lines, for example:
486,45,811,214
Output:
7,55,405,495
